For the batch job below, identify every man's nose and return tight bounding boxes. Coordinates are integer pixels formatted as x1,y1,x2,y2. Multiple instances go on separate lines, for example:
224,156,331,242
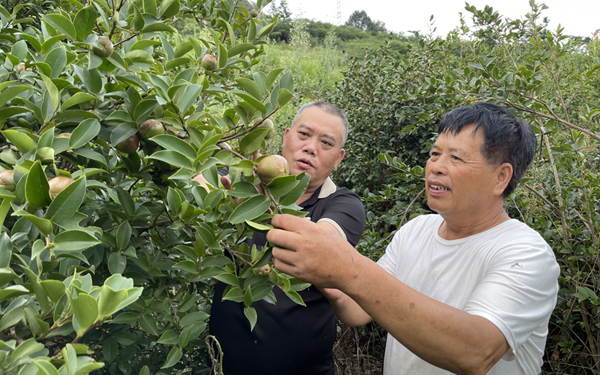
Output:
428,158,447,175
302,140,317,155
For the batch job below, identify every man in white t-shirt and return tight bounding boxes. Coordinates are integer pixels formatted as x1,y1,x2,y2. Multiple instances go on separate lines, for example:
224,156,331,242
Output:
266,102,560,375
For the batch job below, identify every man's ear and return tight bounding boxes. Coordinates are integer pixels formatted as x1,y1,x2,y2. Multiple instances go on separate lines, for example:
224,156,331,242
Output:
334,149,345,169
494,162,513,196
282,127,291,145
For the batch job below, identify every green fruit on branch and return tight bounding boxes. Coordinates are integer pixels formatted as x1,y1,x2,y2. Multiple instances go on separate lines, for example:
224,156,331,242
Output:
92,36,114,58
258,119,276,139
56,132,71,139
48,176,74,199
250,9,259,17
139,119,164,140
252,264,271,276
201,54,218,71
0,170,16,191
256,155,289,184
116,134,139,154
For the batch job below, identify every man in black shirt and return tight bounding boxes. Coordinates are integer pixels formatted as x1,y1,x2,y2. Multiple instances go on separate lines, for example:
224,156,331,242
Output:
209,102,366,375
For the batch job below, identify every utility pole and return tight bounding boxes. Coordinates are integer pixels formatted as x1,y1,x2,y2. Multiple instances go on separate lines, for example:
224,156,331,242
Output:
337,0,341,25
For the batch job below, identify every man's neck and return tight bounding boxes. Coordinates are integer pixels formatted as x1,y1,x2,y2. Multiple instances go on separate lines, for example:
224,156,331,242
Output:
438,205,510,240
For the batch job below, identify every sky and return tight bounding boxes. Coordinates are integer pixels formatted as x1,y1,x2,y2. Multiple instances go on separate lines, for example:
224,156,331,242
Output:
272,0,599,38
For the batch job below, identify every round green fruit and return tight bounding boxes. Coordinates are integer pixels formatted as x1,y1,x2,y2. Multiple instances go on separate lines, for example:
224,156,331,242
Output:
256,155,289,184
116,134,139,154
48,176,74,199
252,264,271,276
258,119,276,139
0,170,16,191
250,9,259,17
92,36,114,58
139,119,164,140
201,54,218,71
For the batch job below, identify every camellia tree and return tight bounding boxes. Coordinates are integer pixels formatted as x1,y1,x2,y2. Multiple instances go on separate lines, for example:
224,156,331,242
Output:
0,0,309,374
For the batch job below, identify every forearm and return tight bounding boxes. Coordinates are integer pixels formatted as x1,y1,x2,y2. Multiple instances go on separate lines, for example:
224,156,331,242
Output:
322,288,372,326
338,256,508,375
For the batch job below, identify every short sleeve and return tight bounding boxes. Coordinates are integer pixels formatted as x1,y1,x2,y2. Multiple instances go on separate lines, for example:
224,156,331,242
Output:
316,188,365,247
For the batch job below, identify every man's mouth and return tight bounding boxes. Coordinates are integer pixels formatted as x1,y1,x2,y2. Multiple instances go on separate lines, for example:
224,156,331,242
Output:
429,184,450,191
297,159,313,169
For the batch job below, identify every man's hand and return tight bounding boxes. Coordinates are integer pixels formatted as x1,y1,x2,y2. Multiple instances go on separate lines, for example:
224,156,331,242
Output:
267,214,359,289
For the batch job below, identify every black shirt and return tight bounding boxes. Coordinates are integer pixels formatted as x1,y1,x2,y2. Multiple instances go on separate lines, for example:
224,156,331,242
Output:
209,178,365,375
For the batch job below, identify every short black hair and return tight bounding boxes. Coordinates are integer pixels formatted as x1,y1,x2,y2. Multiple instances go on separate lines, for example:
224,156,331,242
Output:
293,101,349,147
438,102,536,197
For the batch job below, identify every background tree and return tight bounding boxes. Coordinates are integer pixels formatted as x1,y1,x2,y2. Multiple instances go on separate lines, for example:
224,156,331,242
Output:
345,10,385,33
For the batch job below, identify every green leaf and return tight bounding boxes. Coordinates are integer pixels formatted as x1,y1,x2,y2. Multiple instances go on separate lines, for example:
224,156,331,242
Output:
239,128,268,156
108,252,127,275
70,118,101,149
142,22,176,33
72,293,98,335
45,46,67,78
150,134,196,160
1,129,36,154
173,83,202,115
236,78,263,100
228,43,256,57
244,306,257,331
25,161,51,208
12,210,53,236
148,150,193,169
61,92,97,111
97,285,128,318
245,220,273,232
115,188,135,217
40,74,59,114
10,338,45,362
232,89,266,113
161,347,182,369
53,230,100,252
229,195,271,224
0,268,18,287
43,13,77,40
215,273,239,286
0,285,29,303
124,50,154,64
143,0,157,16
45,177,86,225
73,7,98,41
0,84,31,107
0,106,33,121
116,221,131,250
279,173,310,206
40,279,66,303
277,87,294,107
217,43,228,69
159,0,180,19
284,290,306,307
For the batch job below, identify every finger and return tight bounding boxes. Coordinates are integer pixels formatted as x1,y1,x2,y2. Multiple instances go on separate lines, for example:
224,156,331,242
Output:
270,213,307,231
266,227,302,251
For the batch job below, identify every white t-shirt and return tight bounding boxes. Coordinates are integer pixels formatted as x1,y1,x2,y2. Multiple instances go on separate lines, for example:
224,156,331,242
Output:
377,214,559,375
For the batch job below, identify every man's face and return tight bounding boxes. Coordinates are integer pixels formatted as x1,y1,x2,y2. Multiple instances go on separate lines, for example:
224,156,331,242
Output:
282,106,345,191
425,125,504,219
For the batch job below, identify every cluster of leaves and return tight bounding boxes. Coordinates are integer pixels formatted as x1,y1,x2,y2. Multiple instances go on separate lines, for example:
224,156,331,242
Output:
331,2,600,373
0,0,312,373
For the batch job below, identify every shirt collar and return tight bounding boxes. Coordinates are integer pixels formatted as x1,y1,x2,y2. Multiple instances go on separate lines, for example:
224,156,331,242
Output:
318,177,337,199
